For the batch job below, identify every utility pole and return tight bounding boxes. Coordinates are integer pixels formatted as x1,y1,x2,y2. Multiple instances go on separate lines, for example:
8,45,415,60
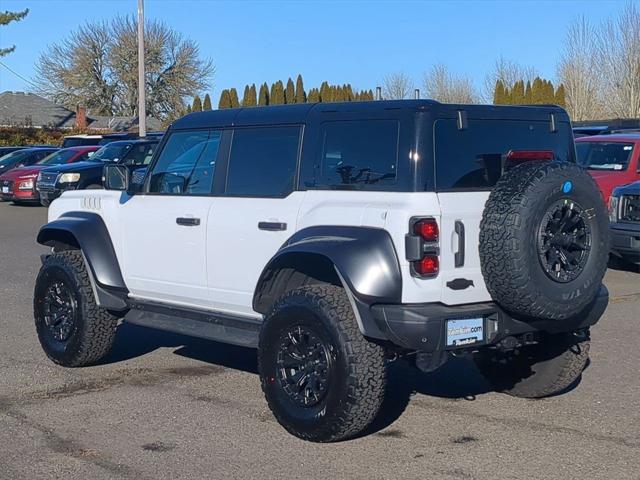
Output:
137,0,146,137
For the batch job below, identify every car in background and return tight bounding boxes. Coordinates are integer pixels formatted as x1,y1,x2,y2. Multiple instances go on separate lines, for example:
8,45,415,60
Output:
99,132,164,145
0,146,28,157
576,133,640,202
36,139,158,206
573,119,640,138
0,147,59,175
0,146,99,205
609,181,640,269
61,134,103,148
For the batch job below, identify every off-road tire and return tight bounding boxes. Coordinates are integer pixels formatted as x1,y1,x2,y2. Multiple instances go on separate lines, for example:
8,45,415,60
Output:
473,332,590,398
258,285,387,442
480,161,609,320
34,250,119,367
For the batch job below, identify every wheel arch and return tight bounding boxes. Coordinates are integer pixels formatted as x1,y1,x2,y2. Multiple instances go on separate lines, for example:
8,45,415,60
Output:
253,226,403,340
37,211,128,311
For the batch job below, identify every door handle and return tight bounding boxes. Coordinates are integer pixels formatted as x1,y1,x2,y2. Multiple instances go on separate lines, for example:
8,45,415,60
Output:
176,217,201,226
258,221,287,231
454,220,465,267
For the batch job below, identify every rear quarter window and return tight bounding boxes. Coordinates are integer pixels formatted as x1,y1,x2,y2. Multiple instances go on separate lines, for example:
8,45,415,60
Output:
433,119,574,191
308,120,400,191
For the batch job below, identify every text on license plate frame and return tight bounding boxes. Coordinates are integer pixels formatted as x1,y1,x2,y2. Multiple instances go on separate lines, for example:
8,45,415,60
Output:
446,317,484,347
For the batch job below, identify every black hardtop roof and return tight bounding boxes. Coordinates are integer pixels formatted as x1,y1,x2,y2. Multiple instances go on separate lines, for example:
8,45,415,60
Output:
171,100,569,130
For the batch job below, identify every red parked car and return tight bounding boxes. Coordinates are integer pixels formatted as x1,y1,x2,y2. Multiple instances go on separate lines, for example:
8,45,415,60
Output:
576,133,640,202
0,146,99,205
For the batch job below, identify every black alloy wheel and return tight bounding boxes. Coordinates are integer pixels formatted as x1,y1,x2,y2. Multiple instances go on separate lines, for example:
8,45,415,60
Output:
276,325,334,408
42,280,77,342
538,199,592,283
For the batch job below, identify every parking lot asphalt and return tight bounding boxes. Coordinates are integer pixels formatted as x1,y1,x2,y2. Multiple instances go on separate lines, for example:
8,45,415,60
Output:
0,201,639,480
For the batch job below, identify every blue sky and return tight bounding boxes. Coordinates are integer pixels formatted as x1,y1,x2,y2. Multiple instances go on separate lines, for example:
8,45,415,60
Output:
0,0,627,102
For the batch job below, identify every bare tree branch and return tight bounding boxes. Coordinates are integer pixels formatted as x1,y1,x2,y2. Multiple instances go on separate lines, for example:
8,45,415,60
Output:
424,64,479,104
34,15,214,120
382,72,414,100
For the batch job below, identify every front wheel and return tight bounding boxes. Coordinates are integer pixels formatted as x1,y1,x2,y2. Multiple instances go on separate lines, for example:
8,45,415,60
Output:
473,332,590,398
34,251,119,367
258,285,387,442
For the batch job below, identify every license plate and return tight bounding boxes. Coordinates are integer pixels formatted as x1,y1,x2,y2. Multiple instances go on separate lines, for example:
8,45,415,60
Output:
446,318,484,347
1,187,8,193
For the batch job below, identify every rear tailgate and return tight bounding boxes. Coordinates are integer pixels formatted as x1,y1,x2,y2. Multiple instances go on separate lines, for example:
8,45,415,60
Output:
433,116,574,306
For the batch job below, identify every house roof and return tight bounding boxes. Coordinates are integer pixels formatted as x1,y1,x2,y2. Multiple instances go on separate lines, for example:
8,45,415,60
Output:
0,91,76,128
0,91,162,131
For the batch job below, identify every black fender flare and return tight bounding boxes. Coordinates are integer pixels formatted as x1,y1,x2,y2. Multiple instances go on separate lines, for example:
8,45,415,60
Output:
253,226,402,339
37,211,128,310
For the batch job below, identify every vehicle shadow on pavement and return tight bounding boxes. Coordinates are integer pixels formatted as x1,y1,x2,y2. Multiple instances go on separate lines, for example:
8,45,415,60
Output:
107,324,495,435
106,323,258,374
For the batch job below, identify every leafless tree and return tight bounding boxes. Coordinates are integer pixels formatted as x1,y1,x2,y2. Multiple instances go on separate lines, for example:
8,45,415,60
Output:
595,2,640,118
34,15,214,121
382,72,414,100
423,64,479,104
483,56,537,102
557,17,604,121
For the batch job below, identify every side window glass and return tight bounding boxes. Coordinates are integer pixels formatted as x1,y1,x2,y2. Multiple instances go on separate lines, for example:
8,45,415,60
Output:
226,126,300,197
149,130,220,195
317,120,399,190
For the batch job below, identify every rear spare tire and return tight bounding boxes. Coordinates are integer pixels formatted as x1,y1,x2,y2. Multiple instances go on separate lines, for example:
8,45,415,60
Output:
480,161,608,320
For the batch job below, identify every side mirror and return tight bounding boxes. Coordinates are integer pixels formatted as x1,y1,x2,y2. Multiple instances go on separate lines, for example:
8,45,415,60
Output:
103,164,130,191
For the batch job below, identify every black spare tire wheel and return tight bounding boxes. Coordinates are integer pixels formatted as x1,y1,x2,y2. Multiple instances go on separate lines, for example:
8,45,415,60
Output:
480,161,609,320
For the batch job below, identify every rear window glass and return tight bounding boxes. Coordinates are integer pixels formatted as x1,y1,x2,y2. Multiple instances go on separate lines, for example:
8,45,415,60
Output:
315,120,399,190
576,142,634,172
433,119,574,190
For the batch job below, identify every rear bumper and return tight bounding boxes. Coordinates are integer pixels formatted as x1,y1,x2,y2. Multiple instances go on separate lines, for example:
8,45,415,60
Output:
610,223,640,265
371,285,609,352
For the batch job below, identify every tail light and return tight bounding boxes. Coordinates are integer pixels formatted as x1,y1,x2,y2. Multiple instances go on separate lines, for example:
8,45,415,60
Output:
407,217,440,278
413,218,439,242
414,255,439,276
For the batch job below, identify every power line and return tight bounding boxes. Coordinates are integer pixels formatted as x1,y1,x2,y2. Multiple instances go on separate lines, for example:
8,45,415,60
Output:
0,60,39,91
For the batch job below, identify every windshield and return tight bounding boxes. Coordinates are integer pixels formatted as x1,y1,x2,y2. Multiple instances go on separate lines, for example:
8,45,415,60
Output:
38,149,78,166
576,142,634,171
0,150,30,168
89,143,133,163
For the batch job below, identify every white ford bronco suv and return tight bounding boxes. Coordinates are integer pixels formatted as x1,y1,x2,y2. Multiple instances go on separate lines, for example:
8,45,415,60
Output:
34,100,609,442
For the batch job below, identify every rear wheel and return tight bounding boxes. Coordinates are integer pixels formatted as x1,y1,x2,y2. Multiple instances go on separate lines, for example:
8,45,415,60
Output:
473,332,590,398
258,285,387,442
34,251,119,367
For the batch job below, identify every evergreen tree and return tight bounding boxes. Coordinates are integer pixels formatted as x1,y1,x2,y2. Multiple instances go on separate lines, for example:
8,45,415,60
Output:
285,77,295,104
493,80,506,104
270,81,285,104
554,84,566,107
192,95,203,112
319,82,331,102
307,88,320,103
531,77,544,104
503,87,511,105
218,89,232,109
247,84,257,106
525,81,532,104
259,83,269,106
543,80,555,104
203,93,212,110
511,80,525,104
241,85,251,106
229,88,240,108
186,104,192,113
295,74,306,103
